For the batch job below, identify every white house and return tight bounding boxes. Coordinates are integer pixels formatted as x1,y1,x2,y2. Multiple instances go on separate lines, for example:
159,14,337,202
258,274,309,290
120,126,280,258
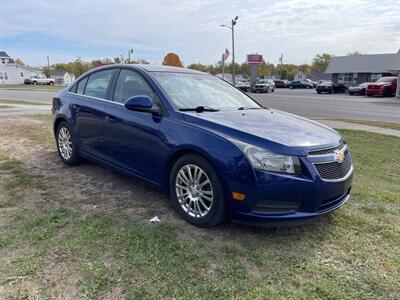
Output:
50,70,76,85
0,51,36,84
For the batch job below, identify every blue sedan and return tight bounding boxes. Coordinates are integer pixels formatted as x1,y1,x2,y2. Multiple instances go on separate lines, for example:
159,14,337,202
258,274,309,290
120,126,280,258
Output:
52,65,353,227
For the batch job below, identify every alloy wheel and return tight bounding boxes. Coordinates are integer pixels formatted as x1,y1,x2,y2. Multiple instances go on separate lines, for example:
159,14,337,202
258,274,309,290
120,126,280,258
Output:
58,127,72,160
175,164,213,218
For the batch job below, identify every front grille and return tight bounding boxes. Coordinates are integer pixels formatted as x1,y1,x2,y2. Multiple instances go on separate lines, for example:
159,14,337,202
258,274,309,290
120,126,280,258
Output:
314,153,352,180
254,200,299,214
309,144,345,156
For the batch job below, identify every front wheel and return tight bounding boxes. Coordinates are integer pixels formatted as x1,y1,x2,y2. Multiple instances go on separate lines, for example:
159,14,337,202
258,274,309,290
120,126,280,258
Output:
170,154,226,227
56,122,81,166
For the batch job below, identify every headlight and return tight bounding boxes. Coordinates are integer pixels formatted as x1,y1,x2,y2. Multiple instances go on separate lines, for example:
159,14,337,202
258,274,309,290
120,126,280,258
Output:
230,140,301,174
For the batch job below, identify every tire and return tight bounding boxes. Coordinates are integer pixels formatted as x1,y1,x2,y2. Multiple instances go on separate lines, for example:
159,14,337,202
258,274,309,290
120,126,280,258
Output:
49,82,54,86
169,154,226,227
32,81,37,85
56,122,81,166
349,92,353,95
317,91,321,94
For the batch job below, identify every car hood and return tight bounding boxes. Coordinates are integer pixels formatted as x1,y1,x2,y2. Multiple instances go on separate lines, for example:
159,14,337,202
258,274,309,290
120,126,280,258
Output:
182,109,342,155
369,82,389,86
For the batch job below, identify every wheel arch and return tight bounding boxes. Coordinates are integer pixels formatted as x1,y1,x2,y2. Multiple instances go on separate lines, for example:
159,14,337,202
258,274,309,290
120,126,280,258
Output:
53,116,68,137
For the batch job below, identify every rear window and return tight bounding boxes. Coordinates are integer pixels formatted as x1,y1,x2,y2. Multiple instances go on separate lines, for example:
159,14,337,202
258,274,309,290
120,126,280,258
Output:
84,69,114,99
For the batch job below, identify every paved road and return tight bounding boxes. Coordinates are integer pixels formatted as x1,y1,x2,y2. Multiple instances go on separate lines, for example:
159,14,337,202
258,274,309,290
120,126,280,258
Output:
0,89,55,104
0,88,399,123
252,89,400,123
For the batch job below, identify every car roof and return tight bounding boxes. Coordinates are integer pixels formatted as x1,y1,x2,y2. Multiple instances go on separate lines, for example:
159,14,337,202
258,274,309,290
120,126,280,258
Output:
122,64,205,74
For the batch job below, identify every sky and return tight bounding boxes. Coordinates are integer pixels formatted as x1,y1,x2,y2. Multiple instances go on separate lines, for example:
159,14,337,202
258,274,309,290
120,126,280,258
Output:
1,0,399,67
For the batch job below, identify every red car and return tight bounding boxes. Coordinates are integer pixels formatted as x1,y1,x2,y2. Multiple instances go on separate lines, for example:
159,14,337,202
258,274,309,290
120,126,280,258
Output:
366,77,398,97
273,80,288,88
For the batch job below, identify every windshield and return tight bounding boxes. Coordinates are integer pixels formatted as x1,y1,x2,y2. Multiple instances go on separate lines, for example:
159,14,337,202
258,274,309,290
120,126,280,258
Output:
152,72,261,110
376,77,395,83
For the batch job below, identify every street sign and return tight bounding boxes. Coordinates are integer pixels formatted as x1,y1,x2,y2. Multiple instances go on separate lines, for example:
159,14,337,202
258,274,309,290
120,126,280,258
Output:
246,54,263,64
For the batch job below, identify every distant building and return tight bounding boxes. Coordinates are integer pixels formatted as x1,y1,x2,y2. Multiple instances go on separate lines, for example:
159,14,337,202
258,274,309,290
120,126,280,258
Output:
387,50,400,98
0,51,36,84
325,53,397,86
50,70,76,85
294,71,306,81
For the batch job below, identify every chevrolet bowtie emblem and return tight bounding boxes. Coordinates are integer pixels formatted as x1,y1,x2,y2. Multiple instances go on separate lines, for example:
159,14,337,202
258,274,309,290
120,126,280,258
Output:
334,149,345,163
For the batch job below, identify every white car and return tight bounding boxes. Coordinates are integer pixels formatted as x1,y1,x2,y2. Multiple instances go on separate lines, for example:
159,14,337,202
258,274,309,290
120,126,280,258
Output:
253,79,275,93
236,80,251,92
30,74,54,85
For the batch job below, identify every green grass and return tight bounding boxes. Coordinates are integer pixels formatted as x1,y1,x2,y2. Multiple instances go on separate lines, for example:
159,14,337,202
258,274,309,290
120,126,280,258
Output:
0,84,63,91
335,119,400,130
0,99,49,105
32,114,53,124
0,125,399,299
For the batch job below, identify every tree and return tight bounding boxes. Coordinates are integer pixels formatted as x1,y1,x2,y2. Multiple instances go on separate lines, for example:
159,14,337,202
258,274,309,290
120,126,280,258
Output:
15,58,25,65
162,53,183,67
346,51,364,56
312,53,333,72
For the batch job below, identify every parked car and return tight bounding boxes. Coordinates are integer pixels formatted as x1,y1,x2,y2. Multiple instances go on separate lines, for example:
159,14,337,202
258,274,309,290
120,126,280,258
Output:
53,65,353,227
30,74,54,85
366,77,398,97
348,82,369,95
316,81,347,94
287,81,314,89
253,79,275,93
24,78,32,84
302,79,317,88
236,80,251,92
273,80,288,88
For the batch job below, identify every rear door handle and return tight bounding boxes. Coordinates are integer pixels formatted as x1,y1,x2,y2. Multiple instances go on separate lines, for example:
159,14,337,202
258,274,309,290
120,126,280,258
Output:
105,116,118,123
71,104,80,112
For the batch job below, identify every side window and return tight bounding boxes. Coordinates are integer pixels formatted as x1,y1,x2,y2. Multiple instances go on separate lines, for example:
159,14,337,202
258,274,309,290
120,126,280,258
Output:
113,69,155,104
84,69,114,99
76,77,88,94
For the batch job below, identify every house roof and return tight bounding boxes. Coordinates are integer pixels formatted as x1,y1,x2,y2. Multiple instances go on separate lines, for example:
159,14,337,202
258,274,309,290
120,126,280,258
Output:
50,70,69,76
387,50,400,73
0,51,10,58
325,53,397,74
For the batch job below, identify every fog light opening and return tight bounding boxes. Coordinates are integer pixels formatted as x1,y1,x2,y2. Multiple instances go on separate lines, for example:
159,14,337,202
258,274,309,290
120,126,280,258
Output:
232,192,246,201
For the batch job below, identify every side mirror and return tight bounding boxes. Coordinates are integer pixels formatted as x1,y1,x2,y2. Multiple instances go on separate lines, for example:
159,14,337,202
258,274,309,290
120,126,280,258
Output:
124,95,161,116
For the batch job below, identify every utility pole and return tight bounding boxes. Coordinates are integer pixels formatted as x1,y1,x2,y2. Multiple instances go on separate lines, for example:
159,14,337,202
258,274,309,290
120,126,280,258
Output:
279,54,283,79
222,54,225,80
221,16,238,85
128,49,134,64
47,56,50,69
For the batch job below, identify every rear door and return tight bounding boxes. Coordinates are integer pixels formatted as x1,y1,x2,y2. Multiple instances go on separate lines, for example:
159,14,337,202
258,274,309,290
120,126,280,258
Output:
102,68,167,185
70,68,115,159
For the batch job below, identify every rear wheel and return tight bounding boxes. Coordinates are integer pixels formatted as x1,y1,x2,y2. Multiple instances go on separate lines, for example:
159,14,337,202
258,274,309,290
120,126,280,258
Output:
56,122,81,166
170,154,226,227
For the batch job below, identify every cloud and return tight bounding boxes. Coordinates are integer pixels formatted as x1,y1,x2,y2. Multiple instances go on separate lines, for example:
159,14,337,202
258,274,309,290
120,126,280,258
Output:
1,0,399,66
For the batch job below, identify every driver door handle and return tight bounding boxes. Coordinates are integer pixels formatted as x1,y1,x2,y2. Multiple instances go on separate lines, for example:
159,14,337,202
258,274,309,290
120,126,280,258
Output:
105,116,118,123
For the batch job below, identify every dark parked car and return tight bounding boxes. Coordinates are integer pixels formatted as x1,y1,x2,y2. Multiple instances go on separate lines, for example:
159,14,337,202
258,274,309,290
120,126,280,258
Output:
53,65,353,227
316,82,347,94
366,77,398,97
287,81,314,89
348,82,369,95
273,80,288,88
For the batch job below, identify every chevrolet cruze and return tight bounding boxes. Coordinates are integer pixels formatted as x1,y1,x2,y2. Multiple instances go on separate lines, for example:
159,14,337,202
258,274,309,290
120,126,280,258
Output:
52,65,353,227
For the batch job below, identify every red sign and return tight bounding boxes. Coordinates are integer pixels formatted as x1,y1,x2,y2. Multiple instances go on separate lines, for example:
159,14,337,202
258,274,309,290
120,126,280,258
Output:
246,54,263,64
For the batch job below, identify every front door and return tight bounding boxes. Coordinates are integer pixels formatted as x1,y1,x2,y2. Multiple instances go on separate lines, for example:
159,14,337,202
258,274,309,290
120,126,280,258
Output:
102,69,167,185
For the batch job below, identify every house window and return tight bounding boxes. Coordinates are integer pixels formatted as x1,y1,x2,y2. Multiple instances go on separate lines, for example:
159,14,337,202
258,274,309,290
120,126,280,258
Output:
4,72,8,80
1,58,5,64
20,72,24,78
0,72,3,80
369,73,382,82
337,73,358,85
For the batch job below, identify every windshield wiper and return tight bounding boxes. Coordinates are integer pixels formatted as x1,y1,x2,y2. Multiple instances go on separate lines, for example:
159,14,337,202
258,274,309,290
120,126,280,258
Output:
179,106,220,113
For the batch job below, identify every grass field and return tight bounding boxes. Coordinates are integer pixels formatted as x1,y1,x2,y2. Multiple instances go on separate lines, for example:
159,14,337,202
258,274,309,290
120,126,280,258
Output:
335,119,400,131
0,115,399,299
0,84,63,91
0,99,50,106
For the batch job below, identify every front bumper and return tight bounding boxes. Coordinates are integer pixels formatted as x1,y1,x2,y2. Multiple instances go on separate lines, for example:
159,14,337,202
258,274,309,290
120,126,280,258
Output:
366,88,384,95
223,153,353,225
